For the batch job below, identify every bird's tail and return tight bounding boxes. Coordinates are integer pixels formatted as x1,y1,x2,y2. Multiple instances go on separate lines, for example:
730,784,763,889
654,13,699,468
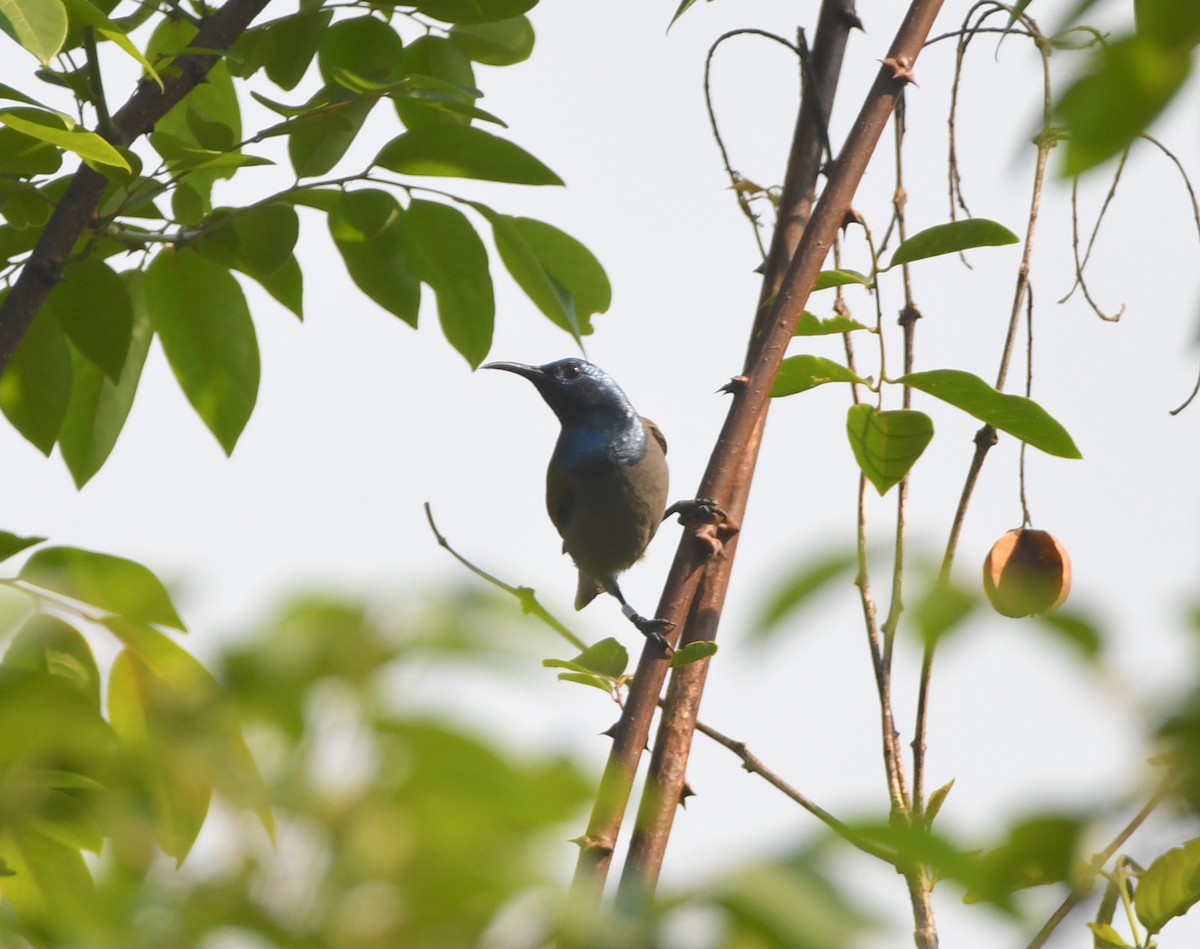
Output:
574,573,603,611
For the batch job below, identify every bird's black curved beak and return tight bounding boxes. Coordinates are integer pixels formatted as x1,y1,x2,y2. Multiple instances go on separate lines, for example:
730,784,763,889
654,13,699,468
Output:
482,361,544,381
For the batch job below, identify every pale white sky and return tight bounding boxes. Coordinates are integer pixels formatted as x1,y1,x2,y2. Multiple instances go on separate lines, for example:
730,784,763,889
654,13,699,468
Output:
3,1,1200,946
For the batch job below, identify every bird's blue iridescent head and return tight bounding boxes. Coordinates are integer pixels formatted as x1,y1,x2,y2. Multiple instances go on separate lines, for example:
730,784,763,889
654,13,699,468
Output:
484,357,647,468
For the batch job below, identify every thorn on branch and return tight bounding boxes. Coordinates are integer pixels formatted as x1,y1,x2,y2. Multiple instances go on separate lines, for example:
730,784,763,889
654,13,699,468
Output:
718,374,749,395
881,56,917,85
569,834,613,857
679,782,696,808
842,207,865,231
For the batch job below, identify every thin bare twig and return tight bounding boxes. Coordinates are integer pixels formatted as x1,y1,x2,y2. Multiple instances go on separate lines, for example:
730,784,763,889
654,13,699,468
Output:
1026,784,1170,949
1059,151,1127,322
423,503,586,652
693,716,898,863
703,28,807,260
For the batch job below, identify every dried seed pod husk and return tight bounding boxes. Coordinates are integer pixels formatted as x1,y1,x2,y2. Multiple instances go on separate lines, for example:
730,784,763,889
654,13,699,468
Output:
983,528,1071,618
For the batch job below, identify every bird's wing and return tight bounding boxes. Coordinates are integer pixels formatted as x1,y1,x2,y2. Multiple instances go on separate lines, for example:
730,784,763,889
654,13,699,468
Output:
642,417,667,455
546,461,572,545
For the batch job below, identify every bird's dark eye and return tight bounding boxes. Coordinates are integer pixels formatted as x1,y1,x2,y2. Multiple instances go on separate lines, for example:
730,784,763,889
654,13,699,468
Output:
561,363,582,380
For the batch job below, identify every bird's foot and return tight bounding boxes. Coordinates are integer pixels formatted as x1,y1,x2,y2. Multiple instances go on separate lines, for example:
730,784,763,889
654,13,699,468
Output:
622,604,675,655
666,498,738,559
664,497,727,526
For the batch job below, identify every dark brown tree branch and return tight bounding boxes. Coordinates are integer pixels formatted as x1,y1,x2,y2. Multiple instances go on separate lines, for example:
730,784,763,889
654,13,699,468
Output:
622,0,949,902
0,0,275,377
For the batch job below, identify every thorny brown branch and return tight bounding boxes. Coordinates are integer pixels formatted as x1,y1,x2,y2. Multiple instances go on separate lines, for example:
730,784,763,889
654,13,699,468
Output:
601,6,947,947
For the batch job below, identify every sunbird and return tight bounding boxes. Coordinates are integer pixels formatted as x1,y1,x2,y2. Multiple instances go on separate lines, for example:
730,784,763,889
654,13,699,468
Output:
485,357,680,649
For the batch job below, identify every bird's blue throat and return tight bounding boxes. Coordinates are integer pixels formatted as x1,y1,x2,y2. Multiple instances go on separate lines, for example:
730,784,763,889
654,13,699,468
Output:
553,415,648,475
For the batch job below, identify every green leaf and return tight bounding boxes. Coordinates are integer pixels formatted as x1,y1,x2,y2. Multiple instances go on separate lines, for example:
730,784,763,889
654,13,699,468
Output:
257,252,303,319
146,20,239,162
0,125,62,176
106,621,274,845
402,200,494,366
793,311,869,336
43,256,133,380
0,80,45,106
846,404,934,495
0,108,129,171
59,0,161,89
1135,837,1200,935
669,0,701,27
771,354,865,397
886,219,1019,269
481,208,609,343
911,578,978,648
0,181,53,228
164,147,271,173
20,545,186,630
264,7,329,89
1036,610,1103,659
287,96,373,177
813,269,873,290
0,827,96,926
0,530,44,562
671,640,717,668
544,637,628,679
751,550,858,640
925,779,955,827
375,124,562,185
395,35,476,129
385,73,504,126
0,306,72,455
198,203,299,281
0,0,68,65
897,369,1082,459
3,614,100,710
233,7,331,89
1136,0,1200,49
449,16,534,65
553,671,616,693
972,814,1086,897
1087,922,1136,949
144,248,259,455
328,189,420,325
412,0,537,25
1057,35,1192,175
317,15,404,85
848,820,1008,908
107,648,211,861
58,271,152,487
